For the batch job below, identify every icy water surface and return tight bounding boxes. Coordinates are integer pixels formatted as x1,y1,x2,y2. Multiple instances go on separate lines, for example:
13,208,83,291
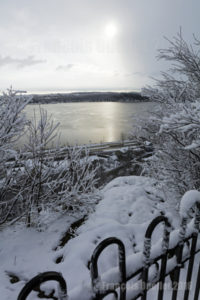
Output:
23,102,154,146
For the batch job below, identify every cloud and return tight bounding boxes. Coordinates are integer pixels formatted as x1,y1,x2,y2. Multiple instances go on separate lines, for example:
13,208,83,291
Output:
121,71,145,78
56,64,74,71
0,55,46,68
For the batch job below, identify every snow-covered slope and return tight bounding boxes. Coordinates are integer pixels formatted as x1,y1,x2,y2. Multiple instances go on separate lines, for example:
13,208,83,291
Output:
0,176,178,299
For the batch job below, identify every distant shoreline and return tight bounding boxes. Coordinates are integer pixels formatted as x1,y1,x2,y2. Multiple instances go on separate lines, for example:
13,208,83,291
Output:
29,91,148,104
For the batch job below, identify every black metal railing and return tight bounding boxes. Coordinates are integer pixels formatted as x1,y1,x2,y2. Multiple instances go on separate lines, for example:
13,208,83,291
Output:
17,200,200,300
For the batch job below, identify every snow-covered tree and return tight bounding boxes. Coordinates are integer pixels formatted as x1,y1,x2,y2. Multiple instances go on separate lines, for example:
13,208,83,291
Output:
20,108,99,226
0,87,29,160
16,107,61,226
0,88,30,225
139,30,200,200
0,103,100,227
0,87,30,224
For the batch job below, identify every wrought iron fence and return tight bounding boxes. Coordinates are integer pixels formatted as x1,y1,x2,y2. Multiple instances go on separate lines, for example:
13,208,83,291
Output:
17,201,200,300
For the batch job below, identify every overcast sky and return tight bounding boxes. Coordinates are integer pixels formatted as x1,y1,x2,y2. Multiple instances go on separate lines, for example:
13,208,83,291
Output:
0,0,199,93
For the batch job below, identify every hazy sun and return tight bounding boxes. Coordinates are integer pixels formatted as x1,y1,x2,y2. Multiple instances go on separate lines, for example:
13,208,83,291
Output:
105,23,118,38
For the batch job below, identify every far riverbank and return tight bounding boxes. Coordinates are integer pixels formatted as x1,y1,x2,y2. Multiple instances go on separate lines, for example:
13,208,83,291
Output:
29,91,148,104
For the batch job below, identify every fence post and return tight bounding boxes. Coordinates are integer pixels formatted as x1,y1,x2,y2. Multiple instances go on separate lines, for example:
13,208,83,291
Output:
183,203,200,300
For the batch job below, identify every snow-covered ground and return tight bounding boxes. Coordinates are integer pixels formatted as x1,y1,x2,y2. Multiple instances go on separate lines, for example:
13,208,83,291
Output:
0,176,197,300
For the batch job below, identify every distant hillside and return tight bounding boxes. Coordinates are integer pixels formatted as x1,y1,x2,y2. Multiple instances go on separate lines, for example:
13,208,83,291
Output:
30,91,148,104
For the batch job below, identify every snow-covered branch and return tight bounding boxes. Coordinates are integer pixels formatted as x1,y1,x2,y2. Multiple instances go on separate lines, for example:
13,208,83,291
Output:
138,31,200,201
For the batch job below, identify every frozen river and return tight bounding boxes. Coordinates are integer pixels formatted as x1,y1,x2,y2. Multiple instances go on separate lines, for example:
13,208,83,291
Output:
24,101,154,146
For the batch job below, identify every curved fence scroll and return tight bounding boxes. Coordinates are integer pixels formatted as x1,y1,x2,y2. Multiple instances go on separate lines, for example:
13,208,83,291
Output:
17,191,200,300
141,215,171,300
17,271,67,300
90,237,126,300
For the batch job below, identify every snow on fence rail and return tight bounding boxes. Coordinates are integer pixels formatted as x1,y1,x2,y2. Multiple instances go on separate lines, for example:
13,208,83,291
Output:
17,190,200,300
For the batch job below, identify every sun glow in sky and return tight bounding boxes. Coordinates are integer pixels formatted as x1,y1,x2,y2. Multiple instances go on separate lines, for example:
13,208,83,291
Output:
0,0,200,92
105,23,118,38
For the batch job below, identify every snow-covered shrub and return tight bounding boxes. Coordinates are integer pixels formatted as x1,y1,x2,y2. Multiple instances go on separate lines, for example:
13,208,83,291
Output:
55,145,100,215
0,88,30,225
13,108,99,226
0,96,99,227
16,107,61,226
0,87,30,155
138,31,200,199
